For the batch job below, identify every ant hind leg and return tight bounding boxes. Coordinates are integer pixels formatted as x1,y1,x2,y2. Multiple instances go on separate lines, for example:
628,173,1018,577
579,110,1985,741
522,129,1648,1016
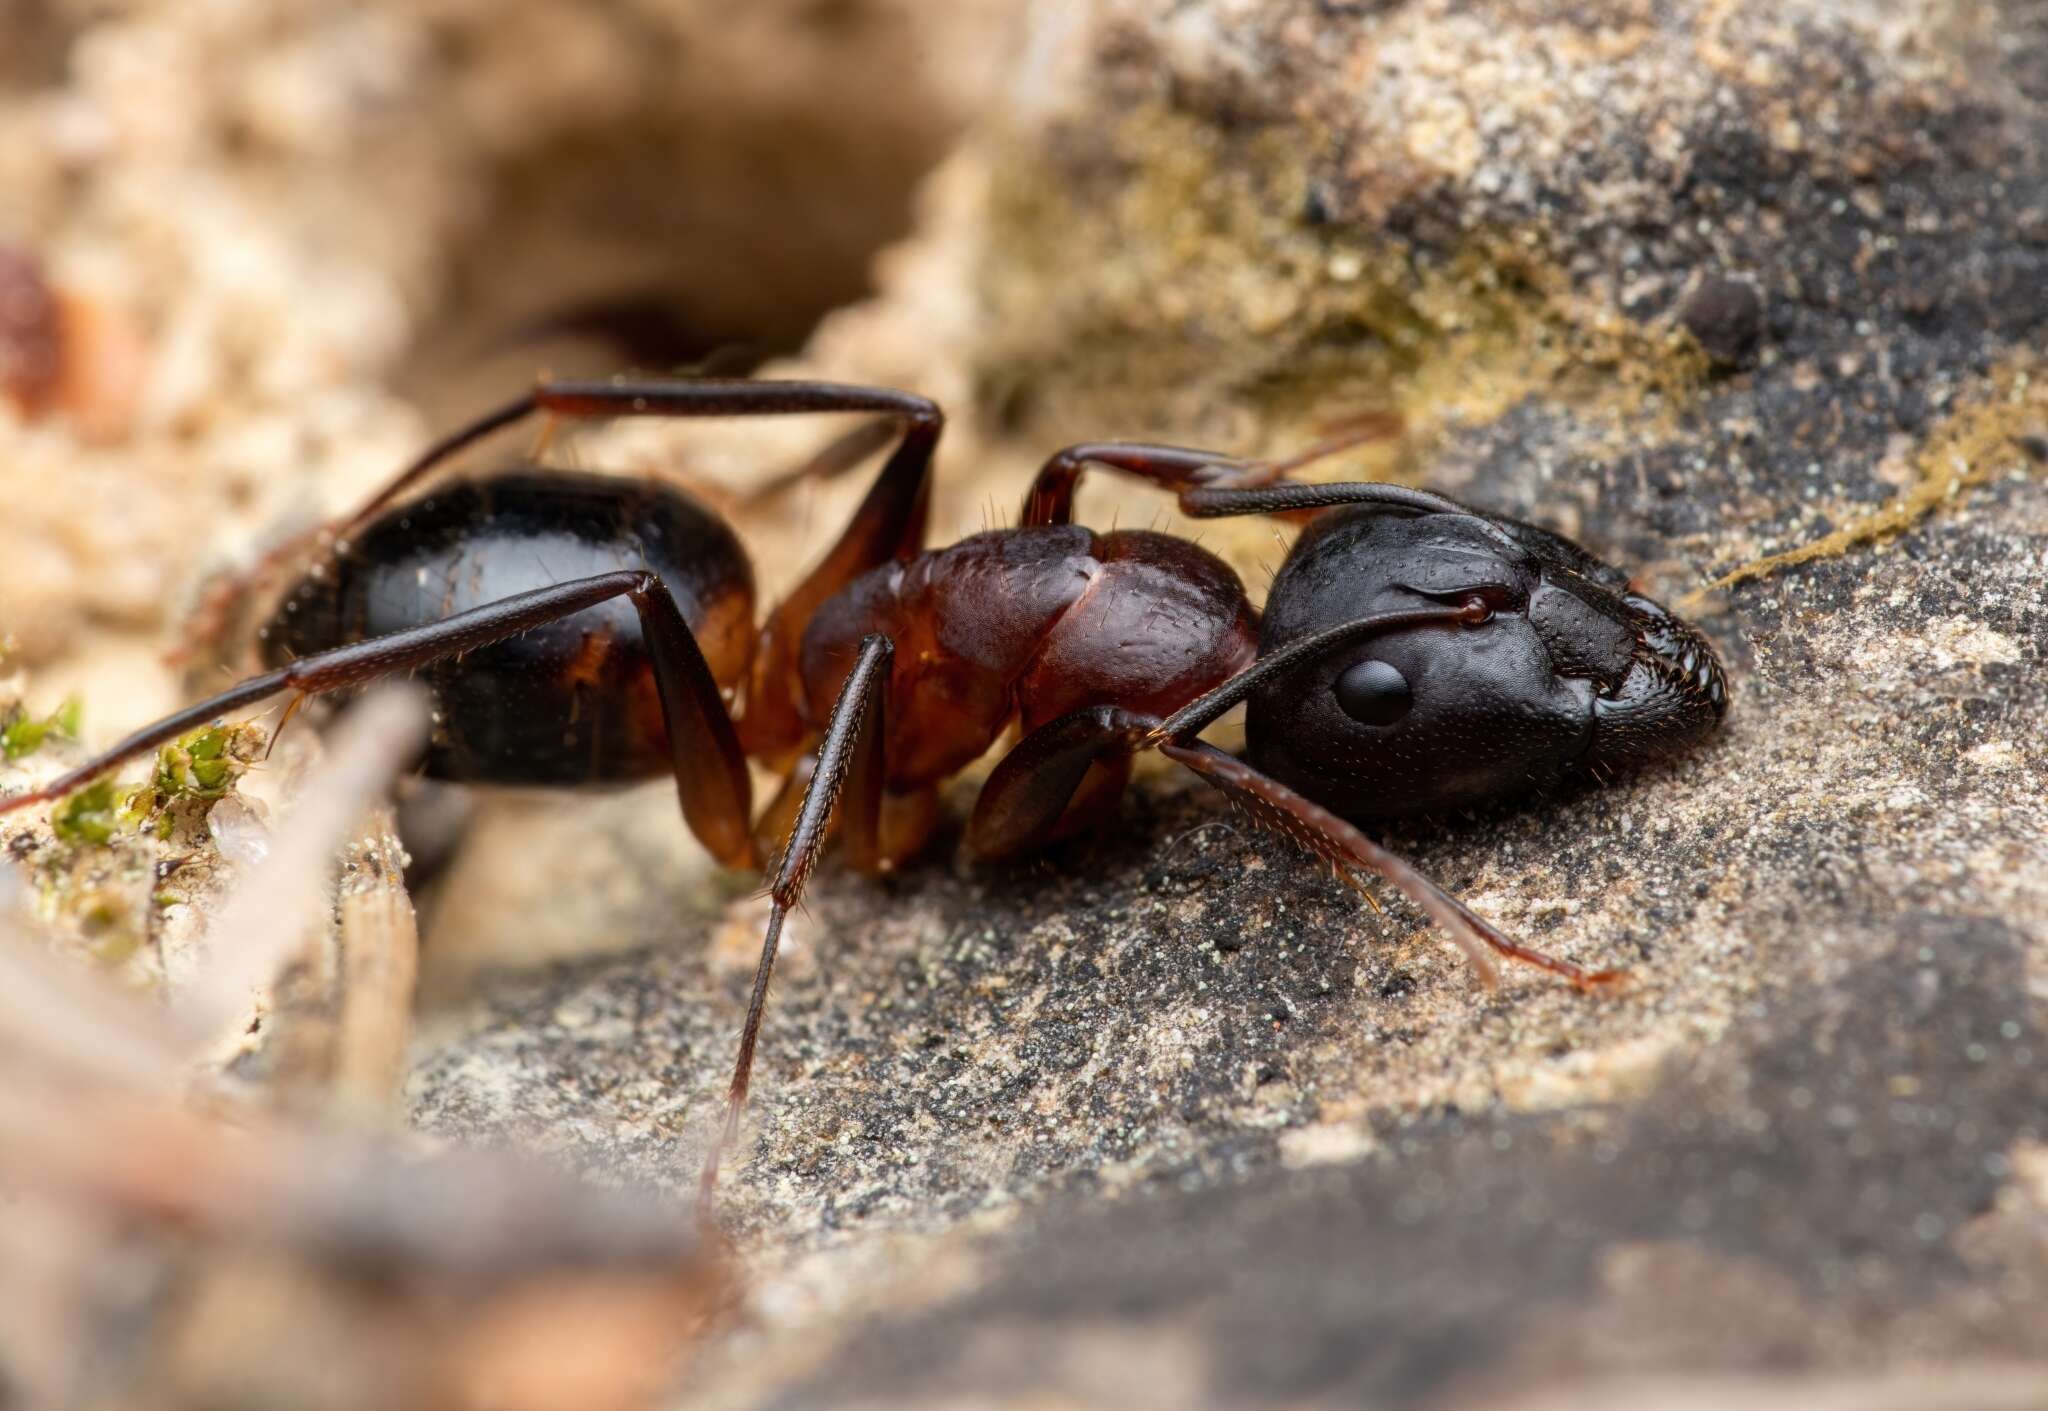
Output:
702,632,897,1202
7,570,758,870
167,393,541,668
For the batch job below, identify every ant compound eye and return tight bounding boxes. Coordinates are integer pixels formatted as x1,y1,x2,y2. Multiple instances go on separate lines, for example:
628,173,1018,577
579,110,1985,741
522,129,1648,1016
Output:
1334,658,1412,727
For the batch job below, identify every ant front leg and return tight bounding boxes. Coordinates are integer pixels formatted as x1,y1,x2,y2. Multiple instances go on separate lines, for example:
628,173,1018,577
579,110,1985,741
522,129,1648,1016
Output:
970,605,1628,992
967,706,1155,860
703,633,895,1200
974,708,1621,992
7,572,759,869
1022,444,1273,528
1019,416,1401,528
1157,740,1626,993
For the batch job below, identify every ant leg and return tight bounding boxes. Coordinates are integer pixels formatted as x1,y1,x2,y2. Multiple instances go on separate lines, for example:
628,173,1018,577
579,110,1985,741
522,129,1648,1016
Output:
6,572,759,869
967,706,1154,860
736,418,901,508
754,750,939,875
506,381,938,771
535,379,946,767
661,420,901,519
168,394,541,666
358,377,936,548
175,377,942,689
703,633,894,1199
723,419,942,765
1158,740,1627,993
1022,444,1268,528
1020,415,1401,528
969,693,1618,990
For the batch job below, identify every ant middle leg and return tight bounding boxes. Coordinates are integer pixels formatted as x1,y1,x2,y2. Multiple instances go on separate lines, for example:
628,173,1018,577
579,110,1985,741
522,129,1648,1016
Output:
6,571,760,869
966,706,1153,861
1019,414,1401,528
751,751,940,877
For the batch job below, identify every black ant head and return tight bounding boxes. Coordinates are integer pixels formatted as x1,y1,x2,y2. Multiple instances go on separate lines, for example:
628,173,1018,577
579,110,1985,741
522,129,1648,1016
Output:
1244,501,1727,820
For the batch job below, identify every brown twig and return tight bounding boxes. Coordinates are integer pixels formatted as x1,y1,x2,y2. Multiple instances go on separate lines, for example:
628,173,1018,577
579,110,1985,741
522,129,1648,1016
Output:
333,810,421,1120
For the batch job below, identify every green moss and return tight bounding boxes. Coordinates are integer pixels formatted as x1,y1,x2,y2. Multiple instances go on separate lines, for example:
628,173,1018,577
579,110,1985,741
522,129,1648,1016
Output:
1685,357,2047,605
149,723,255,802
41,722,263,850
26,719,263,976
126,722,263,840
51,778,122,847
1,696,80,760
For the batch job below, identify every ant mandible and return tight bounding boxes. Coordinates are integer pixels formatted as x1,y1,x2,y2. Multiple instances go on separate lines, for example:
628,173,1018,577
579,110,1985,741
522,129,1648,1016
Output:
0,376,1729,1199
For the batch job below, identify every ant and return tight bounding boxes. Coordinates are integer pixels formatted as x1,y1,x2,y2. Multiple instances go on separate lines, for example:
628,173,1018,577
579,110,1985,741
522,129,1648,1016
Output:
0,375,1729,1199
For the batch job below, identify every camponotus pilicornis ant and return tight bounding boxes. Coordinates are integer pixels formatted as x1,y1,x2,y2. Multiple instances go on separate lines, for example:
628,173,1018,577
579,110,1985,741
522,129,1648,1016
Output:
0,376,1729,1196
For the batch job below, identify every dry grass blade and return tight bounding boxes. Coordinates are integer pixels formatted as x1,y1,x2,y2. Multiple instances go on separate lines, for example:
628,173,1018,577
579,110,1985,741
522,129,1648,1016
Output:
174,684,428,1053
333,833,421,1120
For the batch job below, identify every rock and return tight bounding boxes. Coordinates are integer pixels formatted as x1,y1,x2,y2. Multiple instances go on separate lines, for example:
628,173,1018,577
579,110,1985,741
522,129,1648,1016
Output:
717,913,2048,1409
411,0,2048,1406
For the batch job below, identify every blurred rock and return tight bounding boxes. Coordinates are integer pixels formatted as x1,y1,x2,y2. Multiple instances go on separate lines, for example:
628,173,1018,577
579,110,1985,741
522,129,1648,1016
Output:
0,0,1014,686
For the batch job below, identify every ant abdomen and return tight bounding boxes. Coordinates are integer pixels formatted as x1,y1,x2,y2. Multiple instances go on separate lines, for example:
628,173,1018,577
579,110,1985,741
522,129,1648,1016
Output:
265,470,755,787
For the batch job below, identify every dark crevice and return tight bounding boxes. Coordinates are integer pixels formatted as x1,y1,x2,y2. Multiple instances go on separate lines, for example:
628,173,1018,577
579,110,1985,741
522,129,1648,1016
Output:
398,62,956,424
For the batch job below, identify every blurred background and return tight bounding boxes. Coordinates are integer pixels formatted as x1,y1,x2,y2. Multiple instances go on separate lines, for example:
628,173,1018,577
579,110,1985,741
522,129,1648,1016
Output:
0,0,1012,712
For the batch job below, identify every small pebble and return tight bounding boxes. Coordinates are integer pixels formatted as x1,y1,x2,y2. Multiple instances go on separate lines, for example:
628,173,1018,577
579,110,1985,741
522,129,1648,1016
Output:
1681,274,1767,367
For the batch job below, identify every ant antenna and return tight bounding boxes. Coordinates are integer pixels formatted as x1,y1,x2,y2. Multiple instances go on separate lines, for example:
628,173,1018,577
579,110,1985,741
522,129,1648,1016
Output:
1182,480,1472,521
